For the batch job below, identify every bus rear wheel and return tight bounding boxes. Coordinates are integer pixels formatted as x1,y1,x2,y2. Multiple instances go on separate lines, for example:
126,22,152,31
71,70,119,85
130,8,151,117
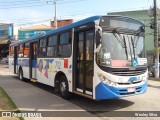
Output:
59,76,71,99
19,68,24,81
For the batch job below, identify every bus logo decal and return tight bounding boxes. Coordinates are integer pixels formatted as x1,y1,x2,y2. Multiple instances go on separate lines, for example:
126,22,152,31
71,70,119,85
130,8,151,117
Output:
44,69,48,78
68,65,72,73
38,59,43,73
64,59,68,68
55,61,61,69
132,58,138,67
49,63,54,72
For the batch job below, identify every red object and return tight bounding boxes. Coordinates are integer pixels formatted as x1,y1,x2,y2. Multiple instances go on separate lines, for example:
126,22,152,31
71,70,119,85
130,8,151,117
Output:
64,59,68,68
44,69,48,78
127,87,136,93
111,60,127,67
39,63,43,73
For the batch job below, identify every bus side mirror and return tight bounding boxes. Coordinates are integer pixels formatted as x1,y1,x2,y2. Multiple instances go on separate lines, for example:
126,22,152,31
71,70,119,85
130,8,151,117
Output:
140,26,145,32
95,26,102,54
94,44,102,54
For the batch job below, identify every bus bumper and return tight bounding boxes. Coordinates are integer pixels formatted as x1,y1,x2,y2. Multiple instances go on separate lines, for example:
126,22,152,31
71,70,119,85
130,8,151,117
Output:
95,81,148,100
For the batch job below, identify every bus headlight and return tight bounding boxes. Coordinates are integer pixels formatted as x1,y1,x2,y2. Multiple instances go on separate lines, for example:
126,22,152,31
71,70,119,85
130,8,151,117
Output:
97,73,117,87
141,76,146,82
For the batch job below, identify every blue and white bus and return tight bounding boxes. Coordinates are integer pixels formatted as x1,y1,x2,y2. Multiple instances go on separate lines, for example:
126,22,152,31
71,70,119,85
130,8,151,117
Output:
9,16,148,100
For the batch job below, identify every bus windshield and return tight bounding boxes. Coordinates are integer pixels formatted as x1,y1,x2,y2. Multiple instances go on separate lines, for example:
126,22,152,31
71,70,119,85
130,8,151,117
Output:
97,32,144,67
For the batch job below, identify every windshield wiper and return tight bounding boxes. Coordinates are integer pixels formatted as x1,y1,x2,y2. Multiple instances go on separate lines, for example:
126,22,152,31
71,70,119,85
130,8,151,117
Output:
131,36,136,58
112,29,129,60
123,35,128,60
134,32,140,47
112,29,125,48
134,26,144,47
127,35,133,62
131,26,144,58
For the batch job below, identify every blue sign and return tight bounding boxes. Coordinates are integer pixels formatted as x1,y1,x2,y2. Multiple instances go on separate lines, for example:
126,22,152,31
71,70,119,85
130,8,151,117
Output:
0,24,13,40
0,29,7,36
128,77,137,82
8,26,13,39
132,58,138,67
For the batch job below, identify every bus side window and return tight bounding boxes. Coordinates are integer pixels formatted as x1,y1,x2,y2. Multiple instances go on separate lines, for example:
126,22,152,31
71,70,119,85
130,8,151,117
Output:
24,42,29,58
86,31,94,61
59,31,72,57
39,38,47,57
47,35,57,57
78,33,84,60
18,44,24,58
9,46,14,57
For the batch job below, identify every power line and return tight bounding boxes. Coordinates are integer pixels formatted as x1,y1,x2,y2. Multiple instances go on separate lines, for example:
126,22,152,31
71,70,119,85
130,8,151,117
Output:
1,1,159,26
0,0,86,9
0,3,52,9
57,0,86,4
0,0,40,4
0,9,156,24
0,1,46,7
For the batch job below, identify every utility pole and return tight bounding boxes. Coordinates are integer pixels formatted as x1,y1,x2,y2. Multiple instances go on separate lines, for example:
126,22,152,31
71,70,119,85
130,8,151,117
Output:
154,0,159,78
54,0,57,29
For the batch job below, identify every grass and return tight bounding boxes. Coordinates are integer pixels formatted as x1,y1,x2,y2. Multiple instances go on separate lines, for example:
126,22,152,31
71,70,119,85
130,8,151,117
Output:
0,87,24,120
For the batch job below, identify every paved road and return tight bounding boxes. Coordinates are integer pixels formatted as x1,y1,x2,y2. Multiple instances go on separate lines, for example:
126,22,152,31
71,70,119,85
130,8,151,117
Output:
0,64,160,120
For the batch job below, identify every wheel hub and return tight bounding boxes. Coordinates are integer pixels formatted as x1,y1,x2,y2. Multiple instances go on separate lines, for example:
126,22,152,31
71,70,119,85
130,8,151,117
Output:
60,82,66,92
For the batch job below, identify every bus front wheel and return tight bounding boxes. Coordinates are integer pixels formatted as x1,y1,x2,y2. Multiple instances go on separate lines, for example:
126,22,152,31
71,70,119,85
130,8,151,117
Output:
59,76,71,99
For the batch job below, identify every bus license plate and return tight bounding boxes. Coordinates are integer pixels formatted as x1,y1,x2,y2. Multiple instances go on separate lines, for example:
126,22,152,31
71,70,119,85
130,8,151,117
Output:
127,87,136,93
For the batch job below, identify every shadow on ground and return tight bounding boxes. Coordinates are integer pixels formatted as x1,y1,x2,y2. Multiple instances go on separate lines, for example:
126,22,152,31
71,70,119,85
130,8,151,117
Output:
16,77,134,114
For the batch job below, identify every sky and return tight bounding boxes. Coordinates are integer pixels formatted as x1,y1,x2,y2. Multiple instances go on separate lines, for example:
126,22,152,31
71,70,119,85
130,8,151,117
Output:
0,0,160,35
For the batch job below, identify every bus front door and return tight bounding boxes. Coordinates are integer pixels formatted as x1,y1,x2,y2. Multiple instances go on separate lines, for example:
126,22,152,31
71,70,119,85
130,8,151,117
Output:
30,42,37,80
74,30,94,96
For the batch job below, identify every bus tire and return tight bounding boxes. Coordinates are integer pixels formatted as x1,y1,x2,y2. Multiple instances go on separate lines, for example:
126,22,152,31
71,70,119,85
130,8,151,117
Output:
59,76,71,99
19,68,24,81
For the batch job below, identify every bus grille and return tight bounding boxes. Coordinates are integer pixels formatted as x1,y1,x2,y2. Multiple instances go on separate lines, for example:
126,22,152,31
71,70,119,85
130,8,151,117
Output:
111,69,147,76
118,87,142,95
117,80,142,85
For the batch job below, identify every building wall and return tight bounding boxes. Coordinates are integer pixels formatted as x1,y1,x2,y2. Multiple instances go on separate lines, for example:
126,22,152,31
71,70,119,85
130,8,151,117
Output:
0,23,13,40
51,19,73,29
0,23,14,58
108,10,159,66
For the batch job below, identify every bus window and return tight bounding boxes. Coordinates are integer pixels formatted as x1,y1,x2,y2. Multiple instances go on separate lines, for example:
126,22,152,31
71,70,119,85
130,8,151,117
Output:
9,46,14,57
24,42,29,58
47,35,57,57
39,38,47,57
59,32,72,57
18,44,24,58
86,31,94,90
86,31,94,61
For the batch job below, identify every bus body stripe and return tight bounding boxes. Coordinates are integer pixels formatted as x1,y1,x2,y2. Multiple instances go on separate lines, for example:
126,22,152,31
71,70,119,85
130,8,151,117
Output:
95,81,148,100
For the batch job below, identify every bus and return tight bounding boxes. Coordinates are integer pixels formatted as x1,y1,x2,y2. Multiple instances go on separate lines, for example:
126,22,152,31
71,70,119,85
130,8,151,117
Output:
9,15,148,100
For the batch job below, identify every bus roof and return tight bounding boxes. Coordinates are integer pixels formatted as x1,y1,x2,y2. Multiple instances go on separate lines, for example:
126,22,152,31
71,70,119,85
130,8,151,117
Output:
10,15,101,46
10,15,144,46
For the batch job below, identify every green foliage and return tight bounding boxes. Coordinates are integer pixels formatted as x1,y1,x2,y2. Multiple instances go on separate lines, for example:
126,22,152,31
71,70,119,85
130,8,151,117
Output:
0,87,24,120
153,47,160,53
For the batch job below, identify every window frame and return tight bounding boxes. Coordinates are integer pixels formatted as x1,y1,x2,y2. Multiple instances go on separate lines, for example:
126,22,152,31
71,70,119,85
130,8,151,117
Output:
9,46,14,57
18,44,24,58
38,38,47,58
47,35,58,57
58,30,72,57
23,42,30,58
